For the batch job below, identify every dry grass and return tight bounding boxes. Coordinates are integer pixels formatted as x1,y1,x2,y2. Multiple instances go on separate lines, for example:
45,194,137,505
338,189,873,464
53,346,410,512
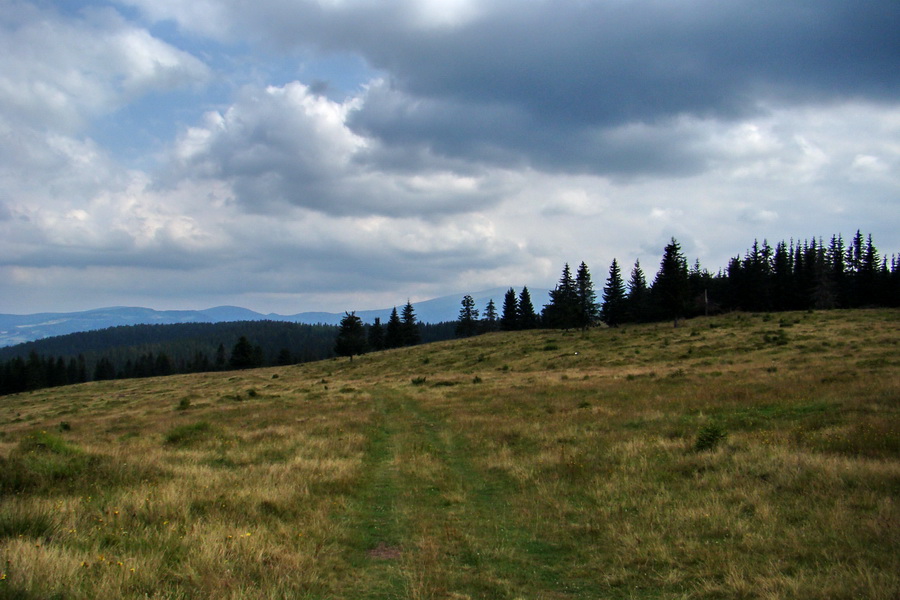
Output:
1,309,898,599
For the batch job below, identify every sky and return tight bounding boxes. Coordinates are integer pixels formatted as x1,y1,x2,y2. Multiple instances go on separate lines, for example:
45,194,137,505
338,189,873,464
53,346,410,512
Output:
1,0,899,316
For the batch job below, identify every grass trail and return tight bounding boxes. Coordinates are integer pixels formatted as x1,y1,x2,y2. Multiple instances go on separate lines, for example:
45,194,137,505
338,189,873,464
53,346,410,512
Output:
340,386,611,599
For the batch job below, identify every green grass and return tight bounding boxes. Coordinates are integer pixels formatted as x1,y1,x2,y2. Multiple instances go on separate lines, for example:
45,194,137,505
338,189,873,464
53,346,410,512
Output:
0,309,898,598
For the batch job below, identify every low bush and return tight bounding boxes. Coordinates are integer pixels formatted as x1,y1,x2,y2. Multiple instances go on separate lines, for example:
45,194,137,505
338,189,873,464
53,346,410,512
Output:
694,423,727,452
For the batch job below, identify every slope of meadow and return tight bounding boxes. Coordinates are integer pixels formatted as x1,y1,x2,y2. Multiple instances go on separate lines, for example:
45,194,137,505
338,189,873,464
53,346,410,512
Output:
1,309,898,599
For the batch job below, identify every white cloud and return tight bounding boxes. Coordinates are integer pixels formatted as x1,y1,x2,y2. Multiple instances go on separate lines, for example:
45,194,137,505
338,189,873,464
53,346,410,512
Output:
0,2,209,132
166,80,508,217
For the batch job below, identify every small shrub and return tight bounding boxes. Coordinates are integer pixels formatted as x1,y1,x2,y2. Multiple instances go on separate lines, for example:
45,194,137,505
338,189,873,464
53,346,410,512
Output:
411,377,427,386
58,421,71,432
695,424,727,452
472,376,483,384
177,397,191,411
247,388,258,398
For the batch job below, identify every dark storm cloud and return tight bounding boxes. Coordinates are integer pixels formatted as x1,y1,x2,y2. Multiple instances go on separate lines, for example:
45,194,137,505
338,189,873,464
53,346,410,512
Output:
183,0,899,176
350,83,712,177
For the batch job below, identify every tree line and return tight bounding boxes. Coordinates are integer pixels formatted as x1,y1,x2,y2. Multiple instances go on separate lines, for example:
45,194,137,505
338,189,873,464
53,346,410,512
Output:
458,231,899,334
333,231,898,360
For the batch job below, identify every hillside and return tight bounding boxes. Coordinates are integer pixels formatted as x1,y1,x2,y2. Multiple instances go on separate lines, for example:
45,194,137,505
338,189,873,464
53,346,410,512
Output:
1,309,898,599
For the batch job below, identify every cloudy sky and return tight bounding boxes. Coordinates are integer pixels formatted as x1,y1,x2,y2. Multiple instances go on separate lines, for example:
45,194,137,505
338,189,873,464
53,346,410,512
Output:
2,0,898,315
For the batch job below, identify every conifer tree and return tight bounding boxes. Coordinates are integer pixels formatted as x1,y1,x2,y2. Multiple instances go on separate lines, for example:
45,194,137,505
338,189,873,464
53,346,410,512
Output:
334,312,368,360
601,258,627,327
626,260,649,322
384,307,403,349
482,299,498,332
859,234,880,305
229,336,256,369
575,261,599,329
517,287,539,329
827,235,846,307
652,238,690,327
401,301,421,346
543,263,580,330
688,259,714,316
771,241,794,311
367,317,385,351
811,238,837,309
456,295,480,337
500,288,519,331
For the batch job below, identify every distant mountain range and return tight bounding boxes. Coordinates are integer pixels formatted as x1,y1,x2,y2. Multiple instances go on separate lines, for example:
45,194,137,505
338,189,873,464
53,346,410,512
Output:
0,287,550,347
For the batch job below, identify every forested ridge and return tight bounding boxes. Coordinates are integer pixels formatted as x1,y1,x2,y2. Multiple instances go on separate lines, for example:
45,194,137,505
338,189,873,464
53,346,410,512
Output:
0,318,457,395
4,230,899,394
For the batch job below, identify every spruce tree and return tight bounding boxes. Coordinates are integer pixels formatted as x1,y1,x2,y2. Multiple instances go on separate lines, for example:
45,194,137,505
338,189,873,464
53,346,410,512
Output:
334,312,368,360
601,258,627,327
827,234,846,307
401,301,421,346
517,287,539,329
368,317,385,351
481,299,498,332
652,238,690,327
626,260,649,322
384,307,403,349
500,288,519,331
456,295,480,337
543,263,580,330
688,259,714,316
575,261,599,330
229,336,256,369
811,238,837,309
859,234,880,305
772,241,794,311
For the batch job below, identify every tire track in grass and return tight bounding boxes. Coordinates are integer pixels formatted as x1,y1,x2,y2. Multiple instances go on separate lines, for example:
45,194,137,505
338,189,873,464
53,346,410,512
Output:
340,391,407,600
342,386,609,599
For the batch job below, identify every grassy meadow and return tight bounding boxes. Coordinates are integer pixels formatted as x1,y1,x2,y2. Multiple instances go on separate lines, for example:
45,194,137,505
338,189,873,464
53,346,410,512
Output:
1,309,898,599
